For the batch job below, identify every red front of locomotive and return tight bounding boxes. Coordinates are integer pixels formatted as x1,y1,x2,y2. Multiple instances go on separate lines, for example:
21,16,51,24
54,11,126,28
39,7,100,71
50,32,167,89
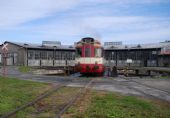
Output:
75,37,104,75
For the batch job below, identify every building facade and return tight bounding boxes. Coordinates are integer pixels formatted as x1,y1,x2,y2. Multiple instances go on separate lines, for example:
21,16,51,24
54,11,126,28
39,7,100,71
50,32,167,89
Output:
0,41,75,67
104,42,170,67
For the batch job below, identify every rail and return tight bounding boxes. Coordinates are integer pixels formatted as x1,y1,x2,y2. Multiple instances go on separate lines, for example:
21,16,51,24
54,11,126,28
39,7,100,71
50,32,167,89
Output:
0,84,65,118
55,79,93,118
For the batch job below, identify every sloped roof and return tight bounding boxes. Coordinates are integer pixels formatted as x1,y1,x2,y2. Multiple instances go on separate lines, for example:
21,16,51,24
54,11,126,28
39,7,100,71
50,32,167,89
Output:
104,42,170,50
4,41,75,50
3,40,170,51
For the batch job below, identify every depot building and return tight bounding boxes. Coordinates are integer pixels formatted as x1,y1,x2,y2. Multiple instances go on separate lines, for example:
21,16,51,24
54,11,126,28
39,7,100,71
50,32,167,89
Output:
0,40,170,67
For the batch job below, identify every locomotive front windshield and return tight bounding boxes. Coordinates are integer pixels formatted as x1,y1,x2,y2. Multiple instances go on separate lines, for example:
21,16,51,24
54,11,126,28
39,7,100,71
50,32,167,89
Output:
85,47,91,57
76,48,82,57
95,48,102,57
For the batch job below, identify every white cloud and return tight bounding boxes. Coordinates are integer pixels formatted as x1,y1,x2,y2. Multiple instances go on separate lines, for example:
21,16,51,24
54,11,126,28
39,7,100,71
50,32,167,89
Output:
0,0,79,28
0,0,170,29
11,15,169,44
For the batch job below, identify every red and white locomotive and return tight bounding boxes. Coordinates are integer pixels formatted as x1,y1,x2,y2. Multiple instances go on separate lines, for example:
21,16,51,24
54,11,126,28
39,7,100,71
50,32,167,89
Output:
75,37,104,75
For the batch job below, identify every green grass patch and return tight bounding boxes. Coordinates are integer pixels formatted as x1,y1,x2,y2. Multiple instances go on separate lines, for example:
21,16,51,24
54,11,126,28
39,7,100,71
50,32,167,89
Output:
160,76,170,79
66,91,170,118
18,66,32,73
0,76,50,117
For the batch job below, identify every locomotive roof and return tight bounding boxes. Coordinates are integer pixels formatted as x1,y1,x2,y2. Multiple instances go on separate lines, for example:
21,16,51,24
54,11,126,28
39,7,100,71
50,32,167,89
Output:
82,37,94,40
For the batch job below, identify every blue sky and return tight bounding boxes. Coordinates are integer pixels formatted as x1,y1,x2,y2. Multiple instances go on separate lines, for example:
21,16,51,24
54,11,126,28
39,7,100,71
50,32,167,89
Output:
0,0,170,45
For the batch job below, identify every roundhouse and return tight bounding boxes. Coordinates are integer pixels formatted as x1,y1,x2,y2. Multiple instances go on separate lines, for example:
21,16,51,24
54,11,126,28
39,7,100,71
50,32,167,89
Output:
0,40,170,67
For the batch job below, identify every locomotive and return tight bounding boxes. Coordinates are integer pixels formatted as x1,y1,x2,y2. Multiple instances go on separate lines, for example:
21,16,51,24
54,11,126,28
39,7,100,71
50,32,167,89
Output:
75,37,105,75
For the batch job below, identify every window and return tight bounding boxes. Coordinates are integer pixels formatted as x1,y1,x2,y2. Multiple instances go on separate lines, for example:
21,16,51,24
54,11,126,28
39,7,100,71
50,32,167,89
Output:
47,51,53,60
35,51,40,59
76,48,82,57
95,48,102,57
28,51,34,59
72,52,75,60
85,47,91,57
65,52,69,60
62,52,66,60
41,51,47,59
55,51,61,60
152,51,157,55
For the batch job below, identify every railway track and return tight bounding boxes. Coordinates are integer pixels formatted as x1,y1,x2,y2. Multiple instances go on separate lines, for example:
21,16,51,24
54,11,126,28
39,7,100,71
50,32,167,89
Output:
55,79,93,118
126,78,170,95
0,83,66,118
112,77,170,102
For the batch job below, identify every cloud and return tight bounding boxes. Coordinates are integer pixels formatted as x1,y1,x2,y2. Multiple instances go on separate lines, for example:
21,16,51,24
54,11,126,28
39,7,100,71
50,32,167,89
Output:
0,0,79,28
9,15,169,44
1,0,170,29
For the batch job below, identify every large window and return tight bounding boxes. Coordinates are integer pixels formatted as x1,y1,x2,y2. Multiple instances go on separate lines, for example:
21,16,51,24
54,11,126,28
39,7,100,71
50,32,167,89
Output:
85,47,91,57
95,48,102,57
41,51,47,59
28,51,34,59
76,48,82,57
55,51,61,60
47,51,53,60
28,51,40,60
35,51,40,59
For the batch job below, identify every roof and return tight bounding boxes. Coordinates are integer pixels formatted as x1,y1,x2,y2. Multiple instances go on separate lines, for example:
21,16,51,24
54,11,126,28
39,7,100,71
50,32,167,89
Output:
4,41,75,50
3,40,170,51
104,42,170,50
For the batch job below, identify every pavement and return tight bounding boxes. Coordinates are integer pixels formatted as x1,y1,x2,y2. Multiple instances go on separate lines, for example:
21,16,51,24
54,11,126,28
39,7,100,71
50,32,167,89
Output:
0,66,170,102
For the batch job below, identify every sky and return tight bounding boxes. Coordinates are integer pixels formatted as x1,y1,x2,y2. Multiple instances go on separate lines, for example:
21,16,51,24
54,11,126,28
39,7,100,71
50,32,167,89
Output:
0,0,170,45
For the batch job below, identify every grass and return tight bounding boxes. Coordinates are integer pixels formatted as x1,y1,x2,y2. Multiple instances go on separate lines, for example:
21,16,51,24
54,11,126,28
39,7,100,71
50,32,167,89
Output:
160,76,170,79
0,76,50,117
18,66,32,73
64,91,170,118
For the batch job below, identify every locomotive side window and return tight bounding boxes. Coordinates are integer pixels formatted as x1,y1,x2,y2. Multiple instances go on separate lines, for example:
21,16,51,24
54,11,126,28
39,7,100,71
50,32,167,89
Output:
85,47,91,57
76,48,82,57
95,48,102,57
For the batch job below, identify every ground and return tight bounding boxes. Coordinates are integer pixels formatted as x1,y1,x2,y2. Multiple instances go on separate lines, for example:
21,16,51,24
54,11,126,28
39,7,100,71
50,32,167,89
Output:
0,66,170,117
0,77,169,118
